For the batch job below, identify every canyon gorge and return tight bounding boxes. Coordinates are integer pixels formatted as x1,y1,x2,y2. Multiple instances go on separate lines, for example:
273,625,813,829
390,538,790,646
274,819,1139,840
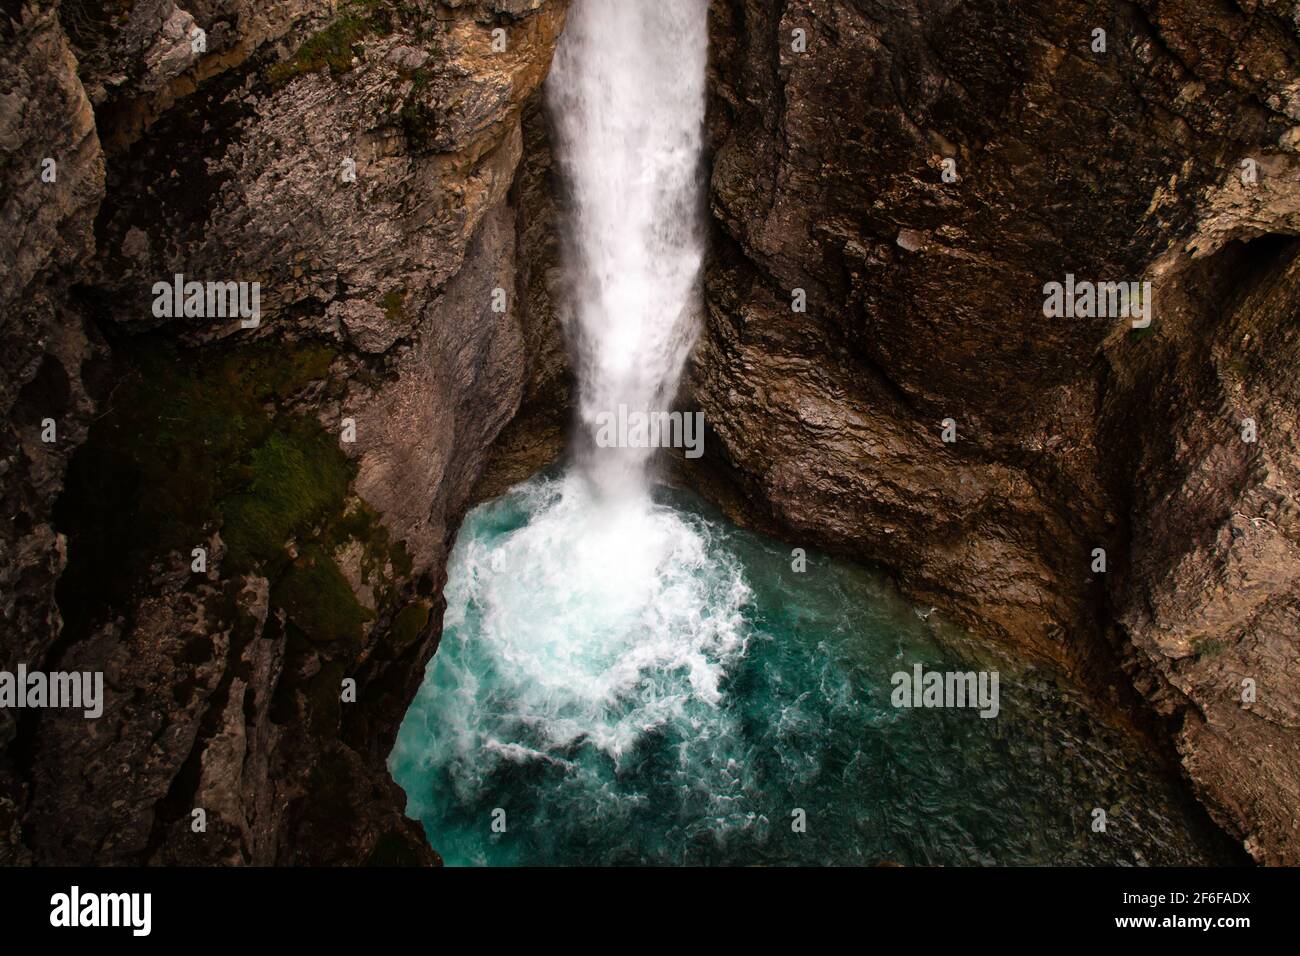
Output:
1,0,1298,866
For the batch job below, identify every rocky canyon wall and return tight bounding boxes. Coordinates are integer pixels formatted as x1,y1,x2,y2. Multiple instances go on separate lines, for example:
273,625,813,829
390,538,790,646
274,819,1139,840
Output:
690,0,1300,863
1,0,568,865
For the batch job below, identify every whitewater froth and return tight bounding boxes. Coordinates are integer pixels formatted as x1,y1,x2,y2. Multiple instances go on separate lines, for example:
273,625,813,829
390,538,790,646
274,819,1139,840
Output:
402,475,751,772
390,0,744,858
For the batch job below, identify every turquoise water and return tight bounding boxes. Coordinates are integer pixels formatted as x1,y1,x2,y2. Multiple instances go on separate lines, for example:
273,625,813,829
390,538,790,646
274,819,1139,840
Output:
390,473,1233,866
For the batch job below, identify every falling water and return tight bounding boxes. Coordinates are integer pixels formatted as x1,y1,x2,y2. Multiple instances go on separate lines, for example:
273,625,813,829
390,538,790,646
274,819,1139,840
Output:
547,0,708,499
387,0,1236,866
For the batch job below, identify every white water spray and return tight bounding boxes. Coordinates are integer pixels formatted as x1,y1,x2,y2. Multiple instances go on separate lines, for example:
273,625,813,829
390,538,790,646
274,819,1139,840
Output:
547,0,709,499
391,1,749,857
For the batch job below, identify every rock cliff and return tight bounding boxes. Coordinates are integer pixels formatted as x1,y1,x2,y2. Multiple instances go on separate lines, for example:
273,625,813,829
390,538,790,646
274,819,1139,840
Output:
1,0,569,865
690,0,1300,863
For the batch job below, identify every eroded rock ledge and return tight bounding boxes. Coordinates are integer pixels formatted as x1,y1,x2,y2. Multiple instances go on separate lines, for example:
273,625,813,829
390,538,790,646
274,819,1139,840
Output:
689,0,1300,863
1,0,569,865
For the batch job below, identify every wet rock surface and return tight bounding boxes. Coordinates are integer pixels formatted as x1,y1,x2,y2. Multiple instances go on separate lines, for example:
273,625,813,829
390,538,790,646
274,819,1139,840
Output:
2,0,569,865
690,0,1300,862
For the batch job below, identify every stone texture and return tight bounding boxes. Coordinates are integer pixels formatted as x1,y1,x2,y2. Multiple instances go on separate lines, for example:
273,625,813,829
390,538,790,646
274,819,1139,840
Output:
690,0,1300,862
1,0,569,866
0,2,107,865
471,92,572,500
1101,235,1300,865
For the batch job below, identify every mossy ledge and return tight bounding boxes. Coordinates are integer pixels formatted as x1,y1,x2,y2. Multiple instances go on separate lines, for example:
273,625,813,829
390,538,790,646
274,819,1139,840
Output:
54,335,415,659
264,0,400,88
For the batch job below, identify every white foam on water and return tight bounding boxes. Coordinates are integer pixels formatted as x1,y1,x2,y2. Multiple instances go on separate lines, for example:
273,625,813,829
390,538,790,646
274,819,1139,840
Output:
392,474,754,817
391,0,735,841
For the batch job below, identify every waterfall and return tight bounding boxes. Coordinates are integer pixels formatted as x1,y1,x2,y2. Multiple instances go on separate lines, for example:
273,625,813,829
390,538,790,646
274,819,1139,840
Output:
390,2,1241,867
392,0,762,863
546,0,709,500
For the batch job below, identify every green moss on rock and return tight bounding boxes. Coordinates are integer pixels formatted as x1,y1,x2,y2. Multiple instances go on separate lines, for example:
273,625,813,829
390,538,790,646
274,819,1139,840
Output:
399,68,438,145
54,337,339,638
56,331,420,742
388,602,430,655
1195,638,1229,660
222,422,352,574
380,288,407,324
273,544,374,646
264,0,398,87
326,500,416,609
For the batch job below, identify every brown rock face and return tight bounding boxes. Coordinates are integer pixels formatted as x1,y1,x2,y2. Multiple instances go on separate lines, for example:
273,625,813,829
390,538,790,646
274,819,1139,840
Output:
2,0,569,865
471,92,573,501
692,0,1299,862
1101,235,1300,865
0,3,107,864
